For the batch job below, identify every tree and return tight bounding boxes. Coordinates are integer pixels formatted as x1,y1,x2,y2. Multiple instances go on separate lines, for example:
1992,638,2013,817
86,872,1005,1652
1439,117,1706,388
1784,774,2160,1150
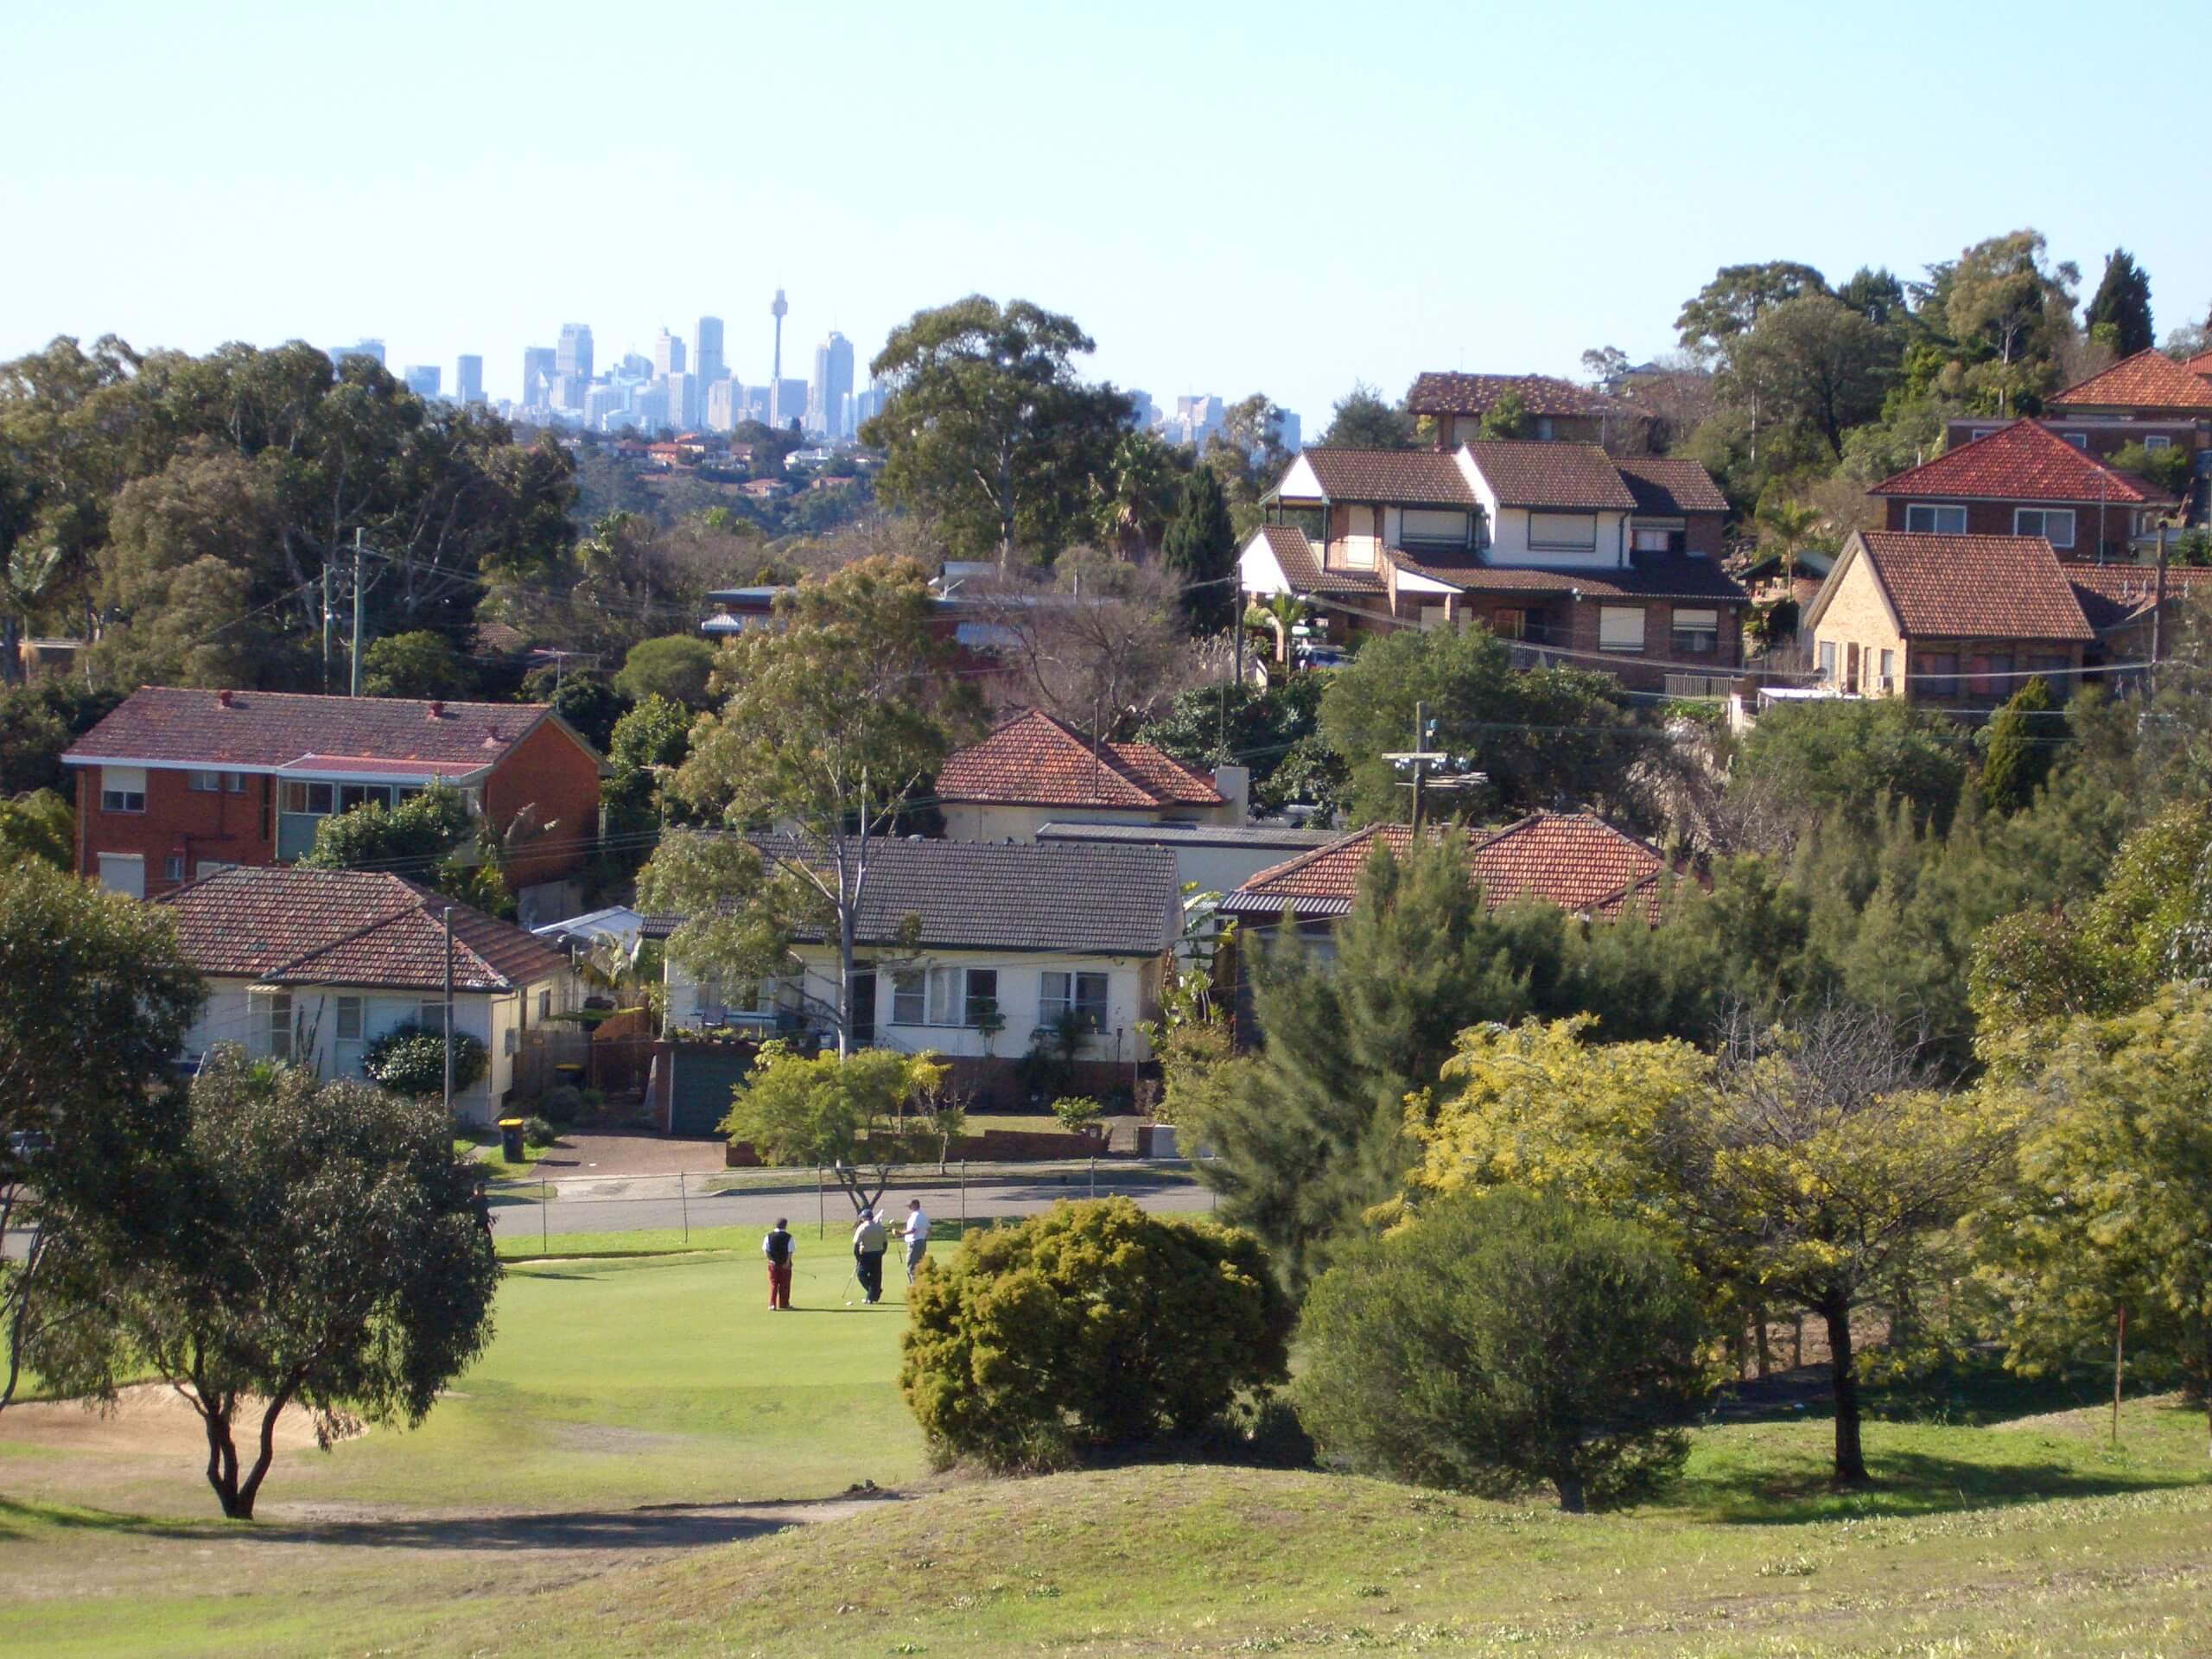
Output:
2085,249,2155,357
1580,346,1631,383
722,1041,949,1214
1946,230,2081,416
1973,988,2212,1448
642,557,980,1051
1754,496,1823,588
1317,381,1414,450
362,630,471,701
1475,389,1532,441
969,554,1200,734
1316,623,1644,824
1160,466,1237,632
862,296,1129,568
0,860,202,1410
25,1048,499,1517
543,675,626,753
0,787,73,869
1978,676,2056,815
613,633,718,711
1729,296,1898,456
601,693,695,853
1294,1188,1708,1511
900,1198,1292,1470
1092,428,1182,559
1726,698,1967,842
1676,262,1831,361
1836,266,1909,327
359,1022,488,1099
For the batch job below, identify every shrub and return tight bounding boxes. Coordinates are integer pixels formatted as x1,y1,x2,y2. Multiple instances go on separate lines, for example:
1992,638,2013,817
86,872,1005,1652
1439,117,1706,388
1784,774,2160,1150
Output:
360,1023,489,1099
900,1197,1293,1471
520,1115,559,1149
538,1084,586,1125
1050,1095,1105,1138
1293,1188,1709,1512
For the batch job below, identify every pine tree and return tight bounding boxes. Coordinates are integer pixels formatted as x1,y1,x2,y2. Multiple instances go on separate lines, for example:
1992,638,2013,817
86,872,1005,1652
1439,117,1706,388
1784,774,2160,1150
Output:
1160,466,1237,633
2085,249,2155,357
1980,676,2056,816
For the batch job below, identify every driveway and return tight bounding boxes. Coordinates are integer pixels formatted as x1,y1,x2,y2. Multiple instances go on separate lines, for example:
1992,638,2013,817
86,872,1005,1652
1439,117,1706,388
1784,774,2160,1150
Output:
519,1128,729,1178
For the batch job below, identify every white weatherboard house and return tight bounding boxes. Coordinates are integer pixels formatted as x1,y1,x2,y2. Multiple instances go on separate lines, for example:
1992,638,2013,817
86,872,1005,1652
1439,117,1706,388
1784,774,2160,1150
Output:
649,836,1182,1107
160,866,578,1124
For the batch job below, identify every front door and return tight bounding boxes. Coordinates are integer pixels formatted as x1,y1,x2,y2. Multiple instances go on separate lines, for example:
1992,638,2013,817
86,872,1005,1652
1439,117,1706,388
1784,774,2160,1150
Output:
849,969,876,1046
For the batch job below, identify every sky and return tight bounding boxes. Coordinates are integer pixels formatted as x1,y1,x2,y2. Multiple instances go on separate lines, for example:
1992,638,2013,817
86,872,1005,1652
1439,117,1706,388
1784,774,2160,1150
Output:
5,1,2207,429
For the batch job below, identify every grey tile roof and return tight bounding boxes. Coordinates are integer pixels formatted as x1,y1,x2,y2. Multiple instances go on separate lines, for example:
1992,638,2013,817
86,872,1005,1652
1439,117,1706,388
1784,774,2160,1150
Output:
1036,821,1338,850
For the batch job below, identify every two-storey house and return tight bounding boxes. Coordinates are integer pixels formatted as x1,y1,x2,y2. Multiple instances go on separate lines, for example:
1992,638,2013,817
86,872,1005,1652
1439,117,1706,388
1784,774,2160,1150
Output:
936,709,1244,841
1404,372,1653,453
65,687,604,924
1868,419,2177,562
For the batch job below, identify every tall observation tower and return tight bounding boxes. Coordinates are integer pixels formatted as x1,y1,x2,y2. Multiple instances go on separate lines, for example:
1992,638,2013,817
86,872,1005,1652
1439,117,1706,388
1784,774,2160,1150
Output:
769,288,789,427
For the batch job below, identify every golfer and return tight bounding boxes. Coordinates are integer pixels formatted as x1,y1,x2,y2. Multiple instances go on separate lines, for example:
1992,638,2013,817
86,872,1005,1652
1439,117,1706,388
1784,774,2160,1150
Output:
761,1217,796,1311
902,1198,930,1284
852,1207,888,1304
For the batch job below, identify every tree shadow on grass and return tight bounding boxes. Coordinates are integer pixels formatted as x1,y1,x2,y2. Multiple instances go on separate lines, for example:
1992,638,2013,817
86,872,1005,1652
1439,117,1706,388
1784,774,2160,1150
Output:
0,1497,211,1542
1677,1447,2187,1527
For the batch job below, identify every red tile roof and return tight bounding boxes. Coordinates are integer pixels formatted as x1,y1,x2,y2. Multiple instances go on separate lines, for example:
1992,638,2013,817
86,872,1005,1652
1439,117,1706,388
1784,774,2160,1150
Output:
1613,455,1730,516
1463,442,1639,511
937,709,1224,810
1386,549,1748,603
1404,372,1648,423
1869,420,2174,505
1834,532,2093,642
158,867,569,992
1221,812,1675,922
2185,352,2212,380
2063,562,2212,632
1248,525,1389,596
2048,349,2212,413
63,687,588,772
1286,448,1478,505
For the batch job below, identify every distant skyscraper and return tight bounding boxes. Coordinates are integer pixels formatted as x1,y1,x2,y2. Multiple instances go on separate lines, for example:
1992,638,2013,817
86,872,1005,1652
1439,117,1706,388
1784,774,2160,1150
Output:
810,332,855,438
1125,390,1157,429
403,365,441,399
695,316,725,386
522,346,556,408
552,373,586,413
664,372,698,430
1272,409,1302,454
653,327,687,378
455,354,484,405
584,382,627,429
617,352,652,379
705,378,743,433
328,339,385,372
768,288,789,426
853,379,888,433
776,378,808,432
556,323,594,384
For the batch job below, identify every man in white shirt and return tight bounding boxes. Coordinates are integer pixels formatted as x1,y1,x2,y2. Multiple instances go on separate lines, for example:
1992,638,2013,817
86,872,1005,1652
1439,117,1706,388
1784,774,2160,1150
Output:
902,1198,930,1284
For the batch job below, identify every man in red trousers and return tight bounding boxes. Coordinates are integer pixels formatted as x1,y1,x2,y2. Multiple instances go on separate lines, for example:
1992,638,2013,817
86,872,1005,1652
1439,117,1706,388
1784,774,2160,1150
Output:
762,1217,795,1311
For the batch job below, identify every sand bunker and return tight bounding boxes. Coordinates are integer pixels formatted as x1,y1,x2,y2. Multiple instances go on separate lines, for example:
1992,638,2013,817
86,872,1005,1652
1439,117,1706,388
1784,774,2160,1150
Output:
0,1382,357,1456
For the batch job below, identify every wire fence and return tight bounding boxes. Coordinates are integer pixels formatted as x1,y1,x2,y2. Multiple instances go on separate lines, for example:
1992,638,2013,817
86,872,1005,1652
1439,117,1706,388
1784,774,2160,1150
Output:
480,1156,1215,1256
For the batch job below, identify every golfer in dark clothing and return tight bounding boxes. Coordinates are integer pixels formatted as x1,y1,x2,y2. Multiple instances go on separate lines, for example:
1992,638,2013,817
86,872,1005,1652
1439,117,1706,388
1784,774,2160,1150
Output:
852,1208,888,1304
762,1217,795,1311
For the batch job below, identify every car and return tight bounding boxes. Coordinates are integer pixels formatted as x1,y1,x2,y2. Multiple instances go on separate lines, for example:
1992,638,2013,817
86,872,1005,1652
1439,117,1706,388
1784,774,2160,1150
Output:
1297,645,1354,671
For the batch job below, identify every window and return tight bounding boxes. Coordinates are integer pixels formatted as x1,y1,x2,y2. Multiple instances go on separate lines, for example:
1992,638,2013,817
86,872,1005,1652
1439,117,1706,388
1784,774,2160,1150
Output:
95,854,144,898
1919,652,1960,698
194,860,238,880
335,997,364,1041
187,770,245,793
1633,525,1682,554
1969,428,1995,442
1967,652,2013,697
1669,607,1719,655
1340,505,1376,569
2063,432,2088,448
416,997,447,1034
1040,970,1109,1032
252,991,293,1060
1401,508,1471,547
1878,649,1896,692
537,988,551,1022
892,970,925,1026
282,781,336,815
1598,606,1646,652
1904,504,1967,535
1420,606,1451,632
1817,640,1838,682
2014,507,2076,549
100,766,146,813
504,1027,518,1058
1491,607,1528,641
2144,435,2173,451
163,853,185,883
338,783,395,813
963,969,999,1028
1529,512,1598,550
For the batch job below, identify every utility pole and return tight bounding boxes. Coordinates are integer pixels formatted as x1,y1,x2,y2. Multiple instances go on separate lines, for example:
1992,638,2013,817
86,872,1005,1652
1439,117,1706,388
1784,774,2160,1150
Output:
1383,700,1484,830
442,906,456,1116
321,563,333,691
2150,535,2170,697
348,529,365,698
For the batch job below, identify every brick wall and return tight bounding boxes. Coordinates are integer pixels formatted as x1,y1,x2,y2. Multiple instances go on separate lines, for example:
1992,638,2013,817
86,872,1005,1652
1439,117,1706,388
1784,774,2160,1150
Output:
1881,497,2142,560
484,718,603,887
76,766,277,895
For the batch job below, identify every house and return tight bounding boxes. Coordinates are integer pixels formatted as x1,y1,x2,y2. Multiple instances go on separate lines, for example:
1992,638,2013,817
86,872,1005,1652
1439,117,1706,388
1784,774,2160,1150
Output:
1867,420,2177,562
1404,372,1653,453
1034,819,1340,895
2063,562,2212,682
1800,531,2093,702
649,836,1183,1107
1936,351,2209,477
1240,442,1748,692
63,686,604,924
935,709,1244,841
160,866,578,1125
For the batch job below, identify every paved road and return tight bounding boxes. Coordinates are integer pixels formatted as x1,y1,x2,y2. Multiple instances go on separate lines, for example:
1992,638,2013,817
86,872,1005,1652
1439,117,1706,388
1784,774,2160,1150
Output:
485,1163,1217,1246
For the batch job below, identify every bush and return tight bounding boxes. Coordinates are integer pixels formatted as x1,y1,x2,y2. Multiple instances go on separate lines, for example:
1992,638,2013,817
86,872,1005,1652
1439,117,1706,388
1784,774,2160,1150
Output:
520,1115,559,1149
360,1023,489,1099
1050,1095,1104,1138
1293,1188,1709,1512
900,1197,1294,1471
538,1084,586,1125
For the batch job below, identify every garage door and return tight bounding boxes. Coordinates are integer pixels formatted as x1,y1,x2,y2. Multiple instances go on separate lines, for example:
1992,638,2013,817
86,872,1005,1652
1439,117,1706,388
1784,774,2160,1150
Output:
669,1046,755,1137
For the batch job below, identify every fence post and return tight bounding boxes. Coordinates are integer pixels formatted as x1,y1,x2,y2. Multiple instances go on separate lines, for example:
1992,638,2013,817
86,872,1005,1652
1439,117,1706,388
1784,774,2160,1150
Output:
818,1166,825,1240
679,1172,690,1246
541,1179,550,1254
1089,1154,1096,1201
960,1160,967,1238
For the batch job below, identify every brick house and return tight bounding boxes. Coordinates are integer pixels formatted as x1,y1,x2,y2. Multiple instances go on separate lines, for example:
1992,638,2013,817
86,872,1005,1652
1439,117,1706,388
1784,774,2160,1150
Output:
2063,562,2212,681
1404,372,1653,454
1801,531,2093,704
161,866,578,1125
1868,419,2177,562
1238,442,1746,692
64,687,604,923
936,709,1243,841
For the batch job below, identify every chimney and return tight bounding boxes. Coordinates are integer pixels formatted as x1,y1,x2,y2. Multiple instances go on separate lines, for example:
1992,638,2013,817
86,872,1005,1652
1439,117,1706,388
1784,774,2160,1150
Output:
216,689,235,709
428,700,445,719
1213,764,1250,822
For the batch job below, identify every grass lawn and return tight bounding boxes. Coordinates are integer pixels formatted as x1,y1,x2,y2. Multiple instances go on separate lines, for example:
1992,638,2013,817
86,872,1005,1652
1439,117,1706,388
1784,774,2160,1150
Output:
3,1243,2208,1659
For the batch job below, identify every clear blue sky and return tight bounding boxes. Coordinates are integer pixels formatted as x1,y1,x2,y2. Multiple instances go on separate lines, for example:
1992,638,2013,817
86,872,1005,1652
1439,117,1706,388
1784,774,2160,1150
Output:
4,0,2204,425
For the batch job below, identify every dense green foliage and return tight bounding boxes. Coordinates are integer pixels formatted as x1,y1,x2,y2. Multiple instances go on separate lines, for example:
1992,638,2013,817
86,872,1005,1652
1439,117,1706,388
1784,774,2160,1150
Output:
1137,673,1345,819
1294,1189,1707,1510
359,1021,489,1099
900,1198,1292,1471
1160,466,1236,632
0,785,73,868
613,634,718,710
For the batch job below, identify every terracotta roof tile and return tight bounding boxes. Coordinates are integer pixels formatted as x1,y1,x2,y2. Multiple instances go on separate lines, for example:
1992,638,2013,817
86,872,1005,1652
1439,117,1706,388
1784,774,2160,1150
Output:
2185,351,2212,379
2049,348,2212,412
937,709,1223,810
1463,442,1639,511
64,687,582,772
1404,372,1648,423
1869,421,2174,505
157,867,569,992
1221,812,1675,922
1387,548,1747,603
1613,455,1730,516
1840,532,2093,642
1289,448,1478,505
2063,562,2212,632
1250,526,1389,596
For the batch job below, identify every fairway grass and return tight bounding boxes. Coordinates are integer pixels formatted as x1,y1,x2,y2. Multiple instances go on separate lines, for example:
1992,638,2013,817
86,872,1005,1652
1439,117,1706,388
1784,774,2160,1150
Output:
4,1248,2209,1658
